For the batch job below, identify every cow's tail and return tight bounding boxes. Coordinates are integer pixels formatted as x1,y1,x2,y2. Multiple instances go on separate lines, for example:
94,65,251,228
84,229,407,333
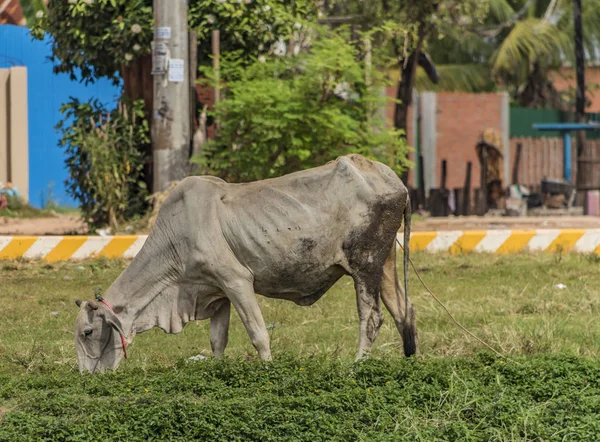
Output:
400,193,417,356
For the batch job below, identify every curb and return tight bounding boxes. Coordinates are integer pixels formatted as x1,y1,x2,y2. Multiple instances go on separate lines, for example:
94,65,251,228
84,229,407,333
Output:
1,229,600,261
0,236,146,262
396,229,600,255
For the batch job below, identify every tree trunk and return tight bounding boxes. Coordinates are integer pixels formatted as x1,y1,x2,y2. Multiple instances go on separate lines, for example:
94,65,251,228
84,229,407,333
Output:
121,54,154,196
394,50,420,184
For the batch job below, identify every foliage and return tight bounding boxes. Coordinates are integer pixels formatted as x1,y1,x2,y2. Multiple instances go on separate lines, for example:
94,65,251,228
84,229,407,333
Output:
19,0,48,27
0,194,74,219
32,0,152,84
57,98,149,230
32,0,315,85
426,0,600,107
3,252,600,439
1,354,600,440
319,1,490,65
189,0,315,68
192,27,408,182
318,0,490,138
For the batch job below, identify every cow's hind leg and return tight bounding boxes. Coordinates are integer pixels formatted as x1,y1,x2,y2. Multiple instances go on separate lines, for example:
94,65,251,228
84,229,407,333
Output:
226,282,272,361
210,298,230,357
353,276,384,361
380,245,418,356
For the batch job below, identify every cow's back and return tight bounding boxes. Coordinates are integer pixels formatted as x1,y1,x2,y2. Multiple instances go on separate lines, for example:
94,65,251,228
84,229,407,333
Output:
212,155,407,302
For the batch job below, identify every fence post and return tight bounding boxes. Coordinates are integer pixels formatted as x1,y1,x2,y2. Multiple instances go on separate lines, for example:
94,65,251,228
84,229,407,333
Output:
512,143,522,185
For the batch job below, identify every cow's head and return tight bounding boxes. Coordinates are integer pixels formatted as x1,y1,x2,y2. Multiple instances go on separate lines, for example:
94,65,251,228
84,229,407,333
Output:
74,299,127,373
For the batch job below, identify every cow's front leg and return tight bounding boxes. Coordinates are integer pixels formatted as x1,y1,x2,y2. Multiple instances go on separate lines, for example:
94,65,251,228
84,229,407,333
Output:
226,282,272,360
210,298,230,357
353,277,384,361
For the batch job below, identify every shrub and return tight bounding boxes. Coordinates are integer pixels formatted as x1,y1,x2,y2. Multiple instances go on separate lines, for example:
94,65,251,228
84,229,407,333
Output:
57,98,149,231
192,27,409,182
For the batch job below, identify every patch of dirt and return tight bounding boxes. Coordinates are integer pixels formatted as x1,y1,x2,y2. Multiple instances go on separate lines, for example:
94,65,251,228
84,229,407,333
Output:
0,405,13,421
412,216,600,231
0,215,88,236
1,212,600,236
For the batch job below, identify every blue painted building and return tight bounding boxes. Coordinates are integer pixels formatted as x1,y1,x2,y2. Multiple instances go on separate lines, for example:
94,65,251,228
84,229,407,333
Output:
0,24,121,208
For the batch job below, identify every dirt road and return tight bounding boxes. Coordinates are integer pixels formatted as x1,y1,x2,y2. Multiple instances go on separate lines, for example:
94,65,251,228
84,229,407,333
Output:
2,214,600,236
411,216,600,231
0,215,87,235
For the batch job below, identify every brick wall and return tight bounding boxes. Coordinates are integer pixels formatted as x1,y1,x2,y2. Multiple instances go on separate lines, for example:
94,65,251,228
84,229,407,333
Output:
384,89,506,191
434,92,505,190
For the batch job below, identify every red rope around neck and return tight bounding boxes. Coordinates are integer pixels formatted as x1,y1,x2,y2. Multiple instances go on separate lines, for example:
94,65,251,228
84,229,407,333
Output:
97,297,128,359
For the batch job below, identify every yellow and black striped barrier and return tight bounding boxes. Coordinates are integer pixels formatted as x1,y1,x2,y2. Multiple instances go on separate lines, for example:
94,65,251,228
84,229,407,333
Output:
1,229,600,261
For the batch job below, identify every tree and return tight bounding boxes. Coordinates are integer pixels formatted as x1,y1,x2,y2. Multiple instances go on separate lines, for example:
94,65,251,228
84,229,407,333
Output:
318,0,489,170
19,0,47,26
423,0,600,109
33,0,317,195
33,0,314,89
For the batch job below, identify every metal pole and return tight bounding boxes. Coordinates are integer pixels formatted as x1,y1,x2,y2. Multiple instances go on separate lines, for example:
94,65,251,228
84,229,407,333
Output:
151,0,190,192
563,132,572,182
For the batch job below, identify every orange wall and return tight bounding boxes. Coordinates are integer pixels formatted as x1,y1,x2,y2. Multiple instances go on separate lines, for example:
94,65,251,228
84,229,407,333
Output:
551,66,600,112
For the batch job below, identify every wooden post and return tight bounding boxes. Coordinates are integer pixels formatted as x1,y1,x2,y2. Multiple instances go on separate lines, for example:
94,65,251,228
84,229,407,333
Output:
477,148,488,216
441,159,448,216
364,36,371,119
212,29,220,105
418,154,426,209
364,36,371,88
189,30,198,159
441,159,447,190
463,161,472,216
512,143,522,185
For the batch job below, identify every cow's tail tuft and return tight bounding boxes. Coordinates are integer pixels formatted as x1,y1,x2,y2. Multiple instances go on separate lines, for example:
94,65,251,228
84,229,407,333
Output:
401,193,417,356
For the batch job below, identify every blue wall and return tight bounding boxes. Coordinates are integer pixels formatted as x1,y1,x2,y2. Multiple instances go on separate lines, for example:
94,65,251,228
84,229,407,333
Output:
0,24,121,208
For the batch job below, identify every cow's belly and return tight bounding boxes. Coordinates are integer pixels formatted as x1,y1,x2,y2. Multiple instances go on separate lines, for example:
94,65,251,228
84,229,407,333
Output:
253,263,346,306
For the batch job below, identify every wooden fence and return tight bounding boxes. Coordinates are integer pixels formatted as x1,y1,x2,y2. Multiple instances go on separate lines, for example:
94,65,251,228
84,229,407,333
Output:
509,137,600,188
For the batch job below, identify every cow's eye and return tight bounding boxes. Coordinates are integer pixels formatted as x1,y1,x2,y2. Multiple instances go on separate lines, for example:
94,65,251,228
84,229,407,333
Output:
83,328,93,337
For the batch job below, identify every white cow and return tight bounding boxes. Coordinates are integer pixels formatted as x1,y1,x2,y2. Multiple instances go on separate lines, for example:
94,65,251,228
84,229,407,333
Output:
74,154,417,373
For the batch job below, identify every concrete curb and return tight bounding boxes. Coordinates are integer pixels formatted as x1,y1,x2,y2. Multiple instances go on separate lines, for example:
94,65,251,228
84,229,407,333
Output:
397,229,600,255
1,229,600,261
0,236,147,261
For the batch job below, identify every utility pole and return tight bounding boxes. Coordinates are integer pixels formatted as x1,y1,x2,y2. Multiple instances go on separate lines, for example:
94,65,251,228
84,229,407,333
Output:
151,0,190,192
574,0,587,189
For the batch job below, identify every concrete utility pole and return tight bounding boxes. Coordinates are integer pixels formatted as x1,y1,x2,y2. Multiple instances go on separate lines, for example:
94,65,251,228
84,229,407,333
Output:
151,0,190,192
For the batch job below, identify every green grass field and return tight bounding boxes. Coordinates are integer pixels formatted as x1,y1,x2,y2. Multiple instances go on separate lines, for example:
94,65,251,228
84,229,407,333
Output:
1,253,600,440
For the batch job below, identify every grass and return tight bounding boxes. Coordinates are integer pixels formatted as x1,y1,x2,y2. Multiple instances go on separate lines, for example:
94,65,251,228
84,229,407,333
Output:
1,252,600,440
0,195,78,219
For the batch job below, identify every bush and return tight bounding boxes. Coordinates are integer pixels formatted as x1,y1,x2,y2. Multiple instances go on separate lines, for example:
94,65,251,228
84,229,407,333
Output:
57,98,149,231
192,27,409,182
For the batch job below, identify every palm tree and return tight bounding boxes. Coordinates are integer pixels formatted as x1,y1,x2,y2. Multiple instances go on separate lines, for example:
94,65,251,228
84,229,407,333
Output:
418,0,600,109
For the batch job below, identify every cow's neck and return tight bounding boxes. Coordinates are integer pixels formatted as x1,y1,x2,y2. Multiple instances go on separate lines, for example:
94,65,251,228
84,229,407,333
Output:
102,227,187,337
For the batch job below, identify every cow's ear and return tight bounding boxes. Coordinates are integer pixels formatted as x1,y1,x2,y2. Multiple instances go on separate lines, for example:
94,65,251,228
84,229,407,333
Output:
75,299,82,308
